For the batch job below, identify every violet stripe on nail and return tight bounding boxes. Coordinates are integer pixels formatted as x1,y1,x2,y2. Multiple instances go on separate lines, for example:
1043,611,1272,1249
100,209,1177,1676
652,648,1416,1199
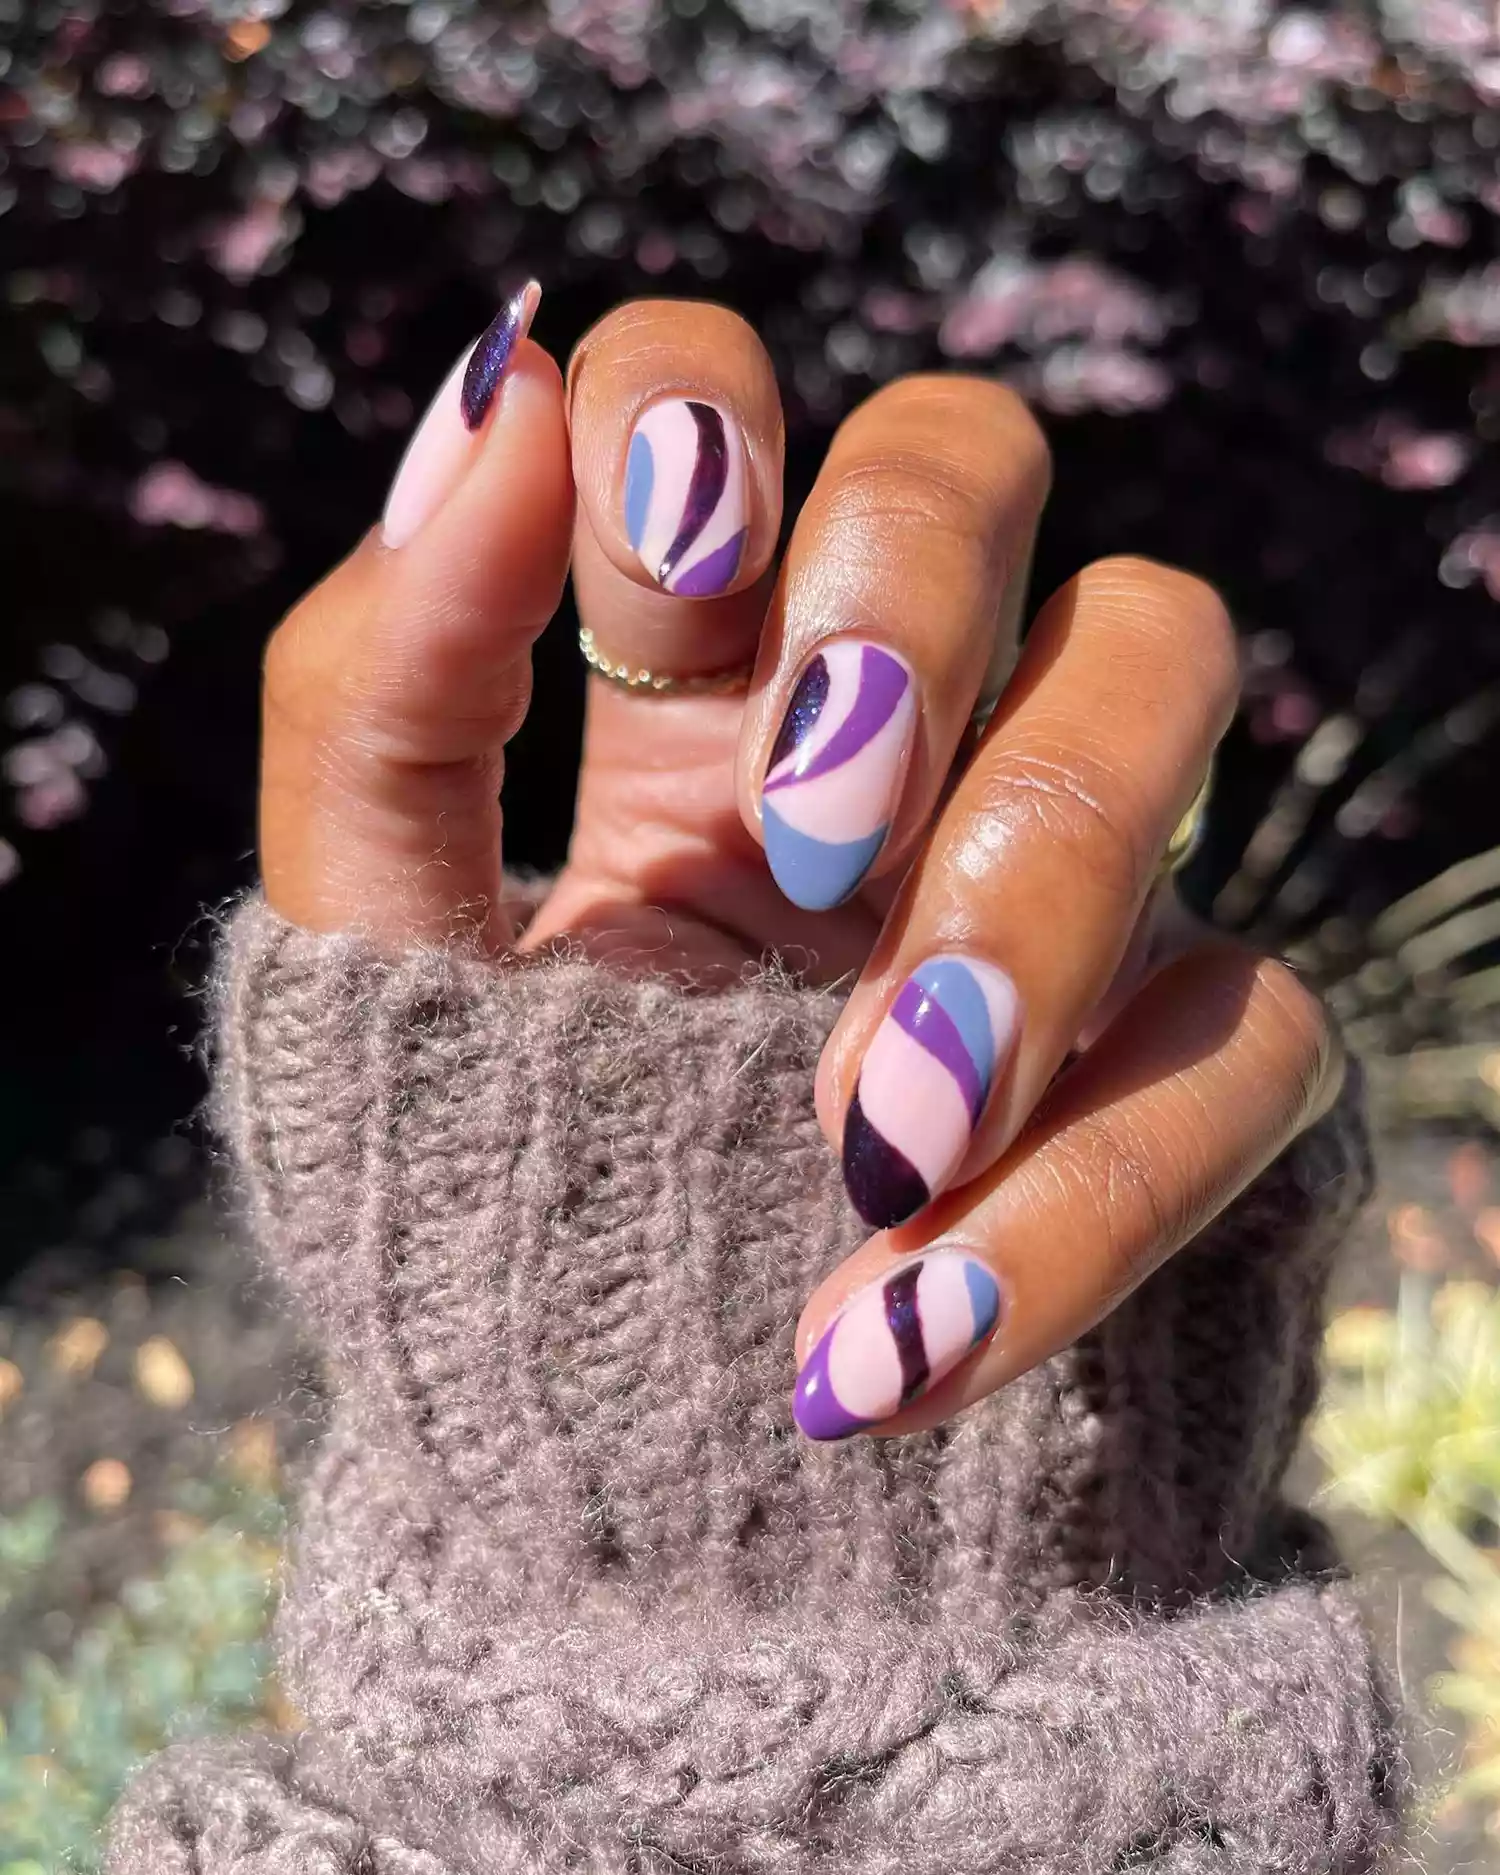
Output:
760,641,917,911
890,978,985,1118
843,955,1019,1229
625,399,748,595
380,279,540,550
884,1262,930,1401
793,1251,1002,1442
461,280,541,432
768,646,909,788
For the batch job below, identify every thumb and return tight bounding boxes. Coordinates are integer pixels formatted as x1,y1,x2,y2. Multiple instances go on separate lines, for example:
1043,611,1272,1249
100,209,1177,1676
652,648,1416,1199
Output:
260,288,574,952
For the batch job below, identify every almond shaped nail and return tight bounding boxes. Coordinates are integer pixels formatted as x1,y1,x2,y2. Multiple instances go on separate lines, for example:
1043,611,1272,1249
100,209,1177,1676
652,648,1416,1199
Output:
761,640,917,911
844,955,1020,1229
380,280,539,550
624,398,748,596
461,278,541,431
793,1251,1002,1442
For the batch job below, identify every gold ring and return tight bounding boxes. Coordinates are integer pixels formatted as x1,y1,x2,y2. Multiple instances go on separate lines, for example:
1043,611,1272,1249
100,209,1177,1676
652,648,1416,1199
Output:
578,626,754,697
1160,761,1213,881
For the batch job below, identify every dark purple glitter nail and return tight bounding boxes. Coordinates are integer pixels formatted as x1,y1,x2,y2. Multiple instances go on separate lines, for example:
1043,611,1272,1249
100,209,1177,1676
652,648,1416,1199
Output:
459,280,540,432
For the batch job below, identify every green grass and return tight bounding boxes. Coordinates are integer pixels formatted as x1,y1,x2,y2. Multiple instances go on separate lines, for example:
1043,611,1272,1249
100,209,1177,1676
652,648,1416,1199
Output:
0,1470,284,1875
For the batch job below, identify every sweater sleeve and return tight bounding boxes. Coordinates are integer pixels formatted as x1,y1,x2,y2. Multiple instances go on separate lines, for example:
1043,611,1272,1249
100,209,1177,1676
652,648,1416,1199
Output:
211,894,1370,1605
107,897,1404,1875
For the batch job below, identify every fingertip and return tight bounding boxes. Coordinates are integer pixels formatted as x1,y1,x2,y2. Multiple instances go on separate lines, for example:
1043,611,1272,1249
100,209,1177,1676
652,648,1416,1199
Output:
402,335,574,624
568,299,783,599
381,282,558,552
790,1244,1008,1440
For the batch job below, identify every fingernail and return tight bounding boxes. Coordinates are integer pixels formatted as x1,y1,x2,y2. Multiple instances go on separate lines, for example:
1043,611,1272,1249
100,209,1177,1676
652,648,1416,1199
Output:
761,640,917,911
844,955,1020,1228
461,280,541,431
624,398,748,596
381,280,540,550
793,1250,1002,1441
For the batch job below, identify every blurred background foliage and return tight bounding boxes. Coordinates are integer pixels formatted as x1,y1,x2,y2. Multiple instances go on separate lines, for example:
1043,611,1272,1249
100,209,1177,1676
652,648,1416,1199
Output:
0,1233,307,1873
0,1475,283,1874
3,0,1500,1867
1316,1267,1500,1852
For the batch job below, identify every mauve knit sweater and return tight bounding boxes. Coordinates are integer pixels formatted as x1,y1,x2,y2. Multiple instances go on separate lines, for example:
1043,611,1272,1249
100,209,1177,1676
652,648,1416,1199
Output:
106,897,1406,1874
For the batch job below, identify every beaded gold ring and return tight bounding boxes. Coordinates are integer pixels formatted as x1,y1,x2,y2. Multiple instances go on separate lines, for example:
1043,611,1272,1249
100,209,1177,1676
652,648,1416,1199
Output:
578,625,755,697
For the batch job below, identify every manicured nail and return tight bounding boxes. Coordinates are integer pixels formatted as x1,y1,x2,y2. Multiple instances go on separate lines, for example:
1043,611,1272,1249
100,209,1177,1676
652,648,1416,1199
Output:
844,955,1020,1229
761,640,917,911
461,280,541,431
624,398,748,596
381,279,540,549
793,1250,1002,1441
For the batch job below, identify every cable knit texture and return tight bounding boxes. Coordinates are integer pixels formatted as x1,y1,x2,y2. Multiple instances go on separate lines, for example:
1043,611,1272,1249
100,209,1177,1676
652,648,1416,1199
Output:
107,898,1406,1874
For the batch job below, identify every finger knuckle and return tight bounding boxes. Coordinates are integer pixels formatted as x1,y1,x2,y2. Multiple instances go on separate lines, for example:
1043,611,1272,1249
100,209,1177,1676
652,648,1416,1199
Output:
869,374,1051,473
976,746,1151,907
262,599,321,716
832,376,1052,544
822,448,995,543
1052,1111,1193,1287
264,584,379,746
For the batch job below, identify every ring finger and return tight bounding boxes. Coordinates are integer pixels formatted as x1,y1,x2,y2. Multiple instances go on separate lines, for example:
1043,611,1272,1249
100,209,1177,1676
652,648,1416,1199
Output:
814,556,1241,1229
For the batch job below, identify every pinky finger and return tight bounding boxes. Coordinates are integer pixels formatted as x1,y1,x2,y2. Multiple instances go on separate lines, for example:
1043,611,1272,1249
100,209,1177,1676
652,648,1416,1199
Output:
792,944,1341,1440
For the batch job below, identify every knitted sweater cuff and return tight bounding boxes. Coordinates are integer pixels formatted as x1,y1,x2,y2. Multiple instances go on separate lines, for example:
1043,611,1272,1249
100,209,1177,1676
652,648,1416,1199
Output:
107,896,1405,1874
108,1578,1404,1874
210,894,1370,1609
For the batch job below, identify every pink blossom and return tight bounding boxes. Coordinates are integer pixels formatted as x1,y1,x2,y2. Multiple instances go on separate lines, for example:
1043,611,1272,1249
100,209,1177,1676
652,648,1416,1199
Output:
129,462,267,536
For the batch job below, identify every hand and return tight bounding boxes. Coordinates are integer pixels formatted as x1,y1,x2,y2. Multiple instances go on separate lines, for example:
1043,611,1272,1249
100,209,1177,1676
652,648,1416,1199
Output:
259,289,1340,1439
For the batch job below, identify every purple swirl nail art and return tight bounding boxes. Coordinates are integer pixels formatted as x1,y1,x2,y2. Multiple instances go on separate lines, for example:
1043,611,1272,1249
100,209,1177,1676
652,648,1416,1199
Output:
844,955,1020,1228
760,640,917,910
460,280,540,432
793,1251,1003,1441
381,279,540,548
625,399,748,596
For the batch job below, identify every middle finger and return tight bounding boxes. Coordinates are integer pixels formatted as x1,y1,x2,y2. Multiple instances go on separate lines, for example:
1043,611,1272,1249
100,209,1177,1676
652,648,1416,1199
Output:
737,374,1052,919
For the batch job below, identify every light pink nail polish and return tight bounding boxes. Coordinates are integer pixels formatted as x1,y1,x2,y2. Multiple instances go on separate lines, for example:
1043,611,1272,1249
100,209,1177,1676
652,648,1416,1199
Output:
843,954,1020,1229
380,281,539,550
380,346,475,550
624,398,748,595
793,1250,1003,1441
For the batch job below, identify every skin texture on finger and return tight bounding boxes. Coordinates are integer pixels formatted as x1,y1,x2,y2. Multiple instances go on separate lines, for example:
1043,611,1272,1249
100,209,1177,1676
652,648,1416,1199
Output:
814,557,1240,1228
260,341,573,951
525,679,796,971
737,376,1051,914
793,943,1340,1441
